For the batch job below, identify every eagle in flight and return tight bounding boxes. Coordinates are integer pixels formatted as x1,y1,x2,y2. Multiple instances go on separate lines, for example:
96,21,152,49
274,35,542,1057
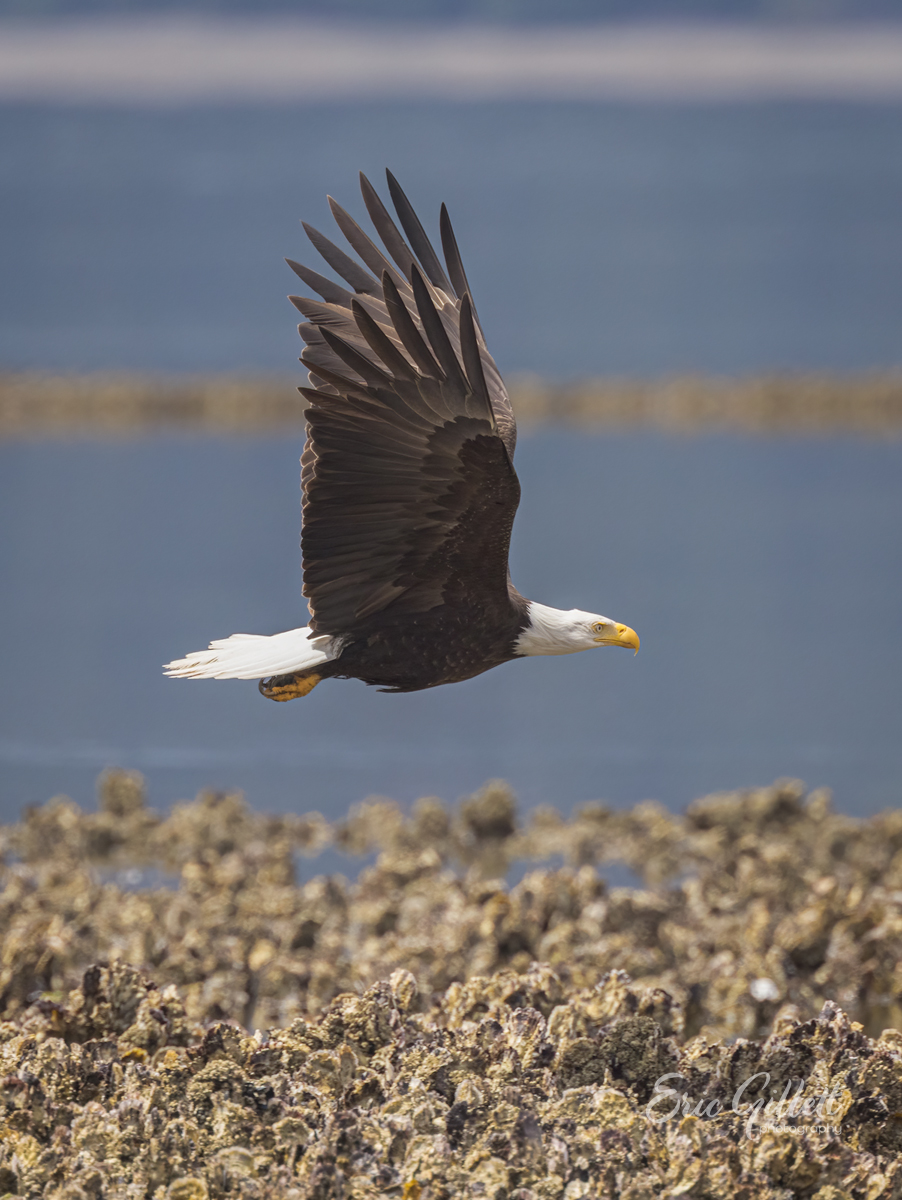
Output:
165,172,639,700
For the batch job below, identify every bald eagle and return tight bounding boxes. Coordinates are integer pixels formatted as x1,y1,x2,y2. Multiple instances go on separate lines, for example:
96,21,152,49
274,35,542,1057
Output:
165,172,639,700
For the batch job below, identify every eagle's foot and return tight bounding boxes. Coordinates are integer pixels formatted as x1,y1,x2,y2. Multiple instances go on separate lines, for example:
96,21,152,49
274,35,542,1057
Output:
259,671,322,702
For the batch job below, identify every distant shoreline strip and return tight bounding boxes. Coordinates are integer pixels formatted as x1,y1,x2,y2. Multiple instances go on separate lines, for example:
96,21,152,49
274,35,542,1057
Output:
2,371,901,436
1,20,902,103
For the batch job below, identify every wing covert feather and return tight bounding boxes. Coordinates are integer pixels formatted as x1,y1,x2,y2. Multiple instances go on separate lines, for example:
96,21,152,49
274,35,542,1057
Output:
291,175,521,638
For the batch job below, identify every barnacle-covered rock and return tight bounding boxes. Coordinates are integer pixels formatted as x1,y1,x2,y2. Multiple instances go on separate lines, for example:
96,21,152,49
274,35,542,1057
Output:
3,772,902,1194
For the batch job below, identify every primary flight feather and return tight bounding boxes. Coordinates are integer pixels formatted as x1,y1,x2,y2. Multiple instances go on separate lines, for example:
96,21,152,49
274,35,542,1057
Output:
165,171,639,700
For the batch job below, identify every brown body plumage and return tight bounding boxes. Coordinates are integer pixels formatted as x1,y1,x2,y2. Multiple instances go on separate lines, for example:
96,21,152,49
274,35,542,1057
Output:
277,171,530,693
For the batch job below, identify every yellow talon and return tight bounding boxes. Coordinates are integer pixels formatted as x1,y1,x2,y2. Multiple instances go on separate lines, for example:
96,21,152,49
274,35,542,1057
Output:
259,671,322,702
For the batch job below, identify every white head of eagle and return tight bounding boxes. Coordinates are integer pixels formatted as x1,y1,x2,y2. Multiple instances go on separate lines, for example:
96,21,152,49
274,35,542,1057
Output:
515,603,640,657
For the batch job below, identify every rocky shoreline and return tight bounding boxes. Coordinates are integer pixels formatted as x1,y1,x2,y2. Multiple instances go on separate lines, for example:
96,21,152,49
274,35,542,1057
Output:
2,372,901,438
2,774,902,1197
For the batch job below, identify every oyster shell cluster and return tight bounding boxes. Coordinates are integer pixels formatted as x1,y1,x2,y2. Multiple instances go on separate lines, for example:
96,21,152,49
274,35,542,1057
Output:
2,771,902,1197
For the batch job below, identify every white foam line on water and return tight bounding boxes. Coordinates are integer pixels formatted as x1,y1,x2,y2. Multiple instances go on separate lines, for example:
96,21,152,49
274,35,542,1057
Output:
1,18,902,103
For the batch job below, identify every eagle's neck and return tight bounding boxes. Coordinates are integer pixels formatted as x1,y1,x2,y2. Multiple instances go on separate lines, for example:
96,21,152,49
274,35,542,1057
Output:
514,601,587,657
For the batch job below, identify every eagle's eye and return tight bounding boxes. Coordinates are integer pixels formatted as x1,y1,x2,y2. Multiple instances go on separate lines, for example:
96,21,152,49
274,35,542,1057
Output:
592,622,606,634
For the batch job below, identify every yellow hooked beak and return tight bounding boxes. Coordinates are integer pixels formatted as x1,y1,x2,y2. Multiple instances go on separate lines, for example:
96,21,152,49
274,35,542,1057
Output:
595,622,640,654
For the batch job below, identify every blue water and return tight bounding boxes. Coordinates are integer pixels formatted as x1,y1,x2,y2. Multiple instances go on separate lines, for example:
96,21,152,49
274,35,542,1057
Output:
2,431,900,821
1,100,901,821
1,100,901,376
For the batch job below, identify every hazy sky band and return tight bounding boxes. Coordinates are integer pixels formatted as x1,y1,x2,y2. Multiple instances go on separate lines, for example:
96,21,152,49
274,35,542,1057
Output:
2,19,902,103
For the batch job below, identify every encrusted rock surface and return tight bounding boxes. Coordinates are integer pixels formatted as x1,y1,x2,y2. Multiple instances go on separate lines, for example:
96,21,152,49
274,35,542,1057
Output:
2,772,902,1197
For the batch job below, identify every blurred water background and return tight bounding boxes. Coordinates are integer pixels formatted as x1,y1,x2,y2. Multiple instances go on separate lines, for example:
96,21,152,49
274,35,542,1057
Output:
1,13,901,821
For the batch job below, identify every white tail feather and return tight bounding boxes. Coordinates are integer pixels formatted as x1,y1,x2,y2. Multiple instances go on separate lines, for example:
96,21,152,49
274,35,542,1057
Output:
164,626,338,680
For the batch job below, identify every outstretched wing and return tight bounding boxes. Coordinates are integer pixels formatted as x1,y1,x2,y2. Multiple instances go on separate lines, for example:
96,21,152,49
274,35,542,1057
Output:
291,172,521,640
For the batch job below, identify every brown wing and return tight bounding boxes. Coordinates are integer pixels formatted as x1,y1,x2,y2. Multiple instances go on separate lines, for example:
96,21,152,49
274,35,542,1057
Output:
291,172,521,639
